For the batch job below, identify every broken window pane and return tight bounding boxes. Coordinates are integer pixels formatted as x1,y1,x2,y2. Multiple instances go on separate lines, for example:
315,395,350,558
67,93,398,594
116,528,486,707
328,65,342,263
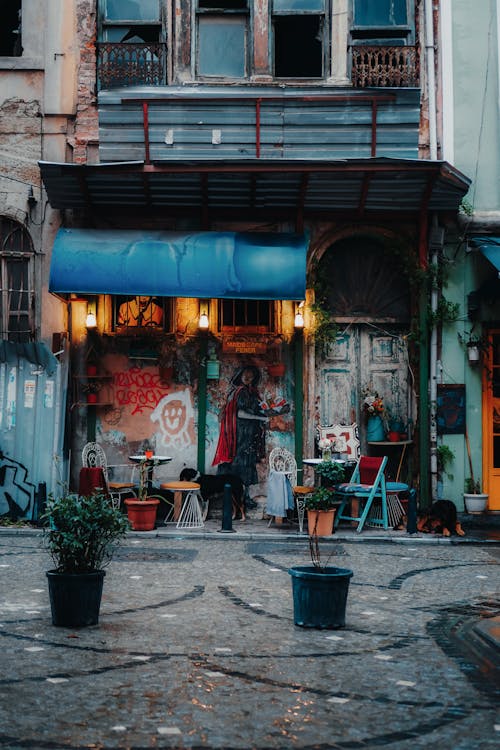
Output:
0,0,22,56
104,0,160,22
354,0,407,27
274,15,323,77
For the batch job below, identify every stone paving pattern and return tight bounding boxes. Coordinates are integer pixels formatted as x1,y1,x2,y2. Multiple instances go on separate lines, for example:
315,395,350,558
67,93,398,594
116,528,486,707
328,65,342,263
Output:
0,523,498,749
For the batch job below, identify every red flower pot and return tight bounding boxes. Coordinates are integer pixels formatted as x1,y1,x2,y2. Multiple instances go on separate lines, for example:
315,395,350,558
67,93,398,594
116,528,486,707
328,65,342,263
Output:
124,498,160,531
268,363,286,378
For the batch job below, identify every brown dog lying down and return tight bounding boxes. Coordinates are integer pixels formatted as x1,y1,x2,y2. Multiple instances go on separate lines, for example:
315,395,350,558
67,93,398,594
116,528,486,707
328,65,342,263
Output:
417,499,465,536
395,499,465,536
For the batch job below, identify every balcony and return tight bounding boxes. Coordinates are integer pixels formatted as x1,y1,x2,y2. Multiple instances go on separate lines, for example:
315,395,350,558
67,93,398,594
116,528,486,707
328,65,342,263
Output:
351,46,419,88
97,43,167,90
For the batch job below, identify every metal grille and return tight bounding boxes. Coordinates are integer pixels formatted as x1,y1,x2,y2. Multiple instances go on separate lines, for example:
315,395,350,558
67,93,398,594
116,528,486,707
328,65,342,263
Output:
351,46,419,87
97,42,167,89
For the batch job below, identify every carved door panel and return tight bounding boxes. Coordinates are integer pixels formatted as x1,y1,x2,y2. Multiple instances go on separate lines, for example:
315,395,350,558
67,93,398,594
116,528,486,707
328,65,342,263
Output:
317,325,410,450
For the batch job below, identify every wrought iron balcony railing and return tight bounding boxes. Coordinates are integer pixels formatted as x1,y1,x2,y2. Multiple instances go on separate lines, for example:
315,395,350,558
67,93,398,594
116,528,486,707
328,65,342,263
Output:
351,46,419,87
97,42,167,90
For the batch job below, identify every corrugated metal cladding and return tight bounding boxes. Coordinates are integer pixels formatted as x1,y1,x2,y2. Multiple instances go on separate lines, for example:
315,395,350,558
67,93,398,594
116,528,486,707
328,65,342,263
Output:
38,159,472,214
98,86,421,163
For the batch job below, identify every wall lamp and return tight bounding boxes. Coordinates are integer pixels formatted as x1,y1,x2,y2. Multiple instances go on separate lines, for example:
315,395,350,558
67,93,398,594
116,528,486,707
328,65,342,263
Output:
198,300,210,330
294,301,305,329
85,300,97,329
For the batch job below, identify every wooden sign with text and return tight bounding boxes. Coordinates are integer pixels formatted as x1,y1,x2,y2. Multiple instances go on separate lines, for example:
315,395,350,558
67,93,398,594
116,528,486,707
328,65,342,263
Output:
222,338,269,354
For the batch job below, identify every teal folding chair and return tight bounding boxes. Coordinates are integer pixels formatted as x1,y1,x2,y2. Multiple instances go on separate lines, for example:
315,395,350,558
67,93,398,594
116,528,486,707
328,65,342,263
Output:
334,455,388,533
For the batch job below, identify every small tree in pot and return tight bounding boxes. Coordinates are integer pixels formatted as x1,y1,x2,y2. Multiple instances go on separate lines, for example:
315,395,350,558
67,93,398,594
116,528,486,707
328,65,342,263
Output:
42,492,130,627
288,526,353,629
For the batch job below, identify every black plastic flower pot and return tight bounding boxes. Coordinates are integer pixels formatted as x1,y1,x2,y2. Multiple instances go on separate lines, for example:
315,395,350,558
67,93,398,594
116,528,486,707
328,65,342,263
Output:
46,570,105,627
288,565,353,629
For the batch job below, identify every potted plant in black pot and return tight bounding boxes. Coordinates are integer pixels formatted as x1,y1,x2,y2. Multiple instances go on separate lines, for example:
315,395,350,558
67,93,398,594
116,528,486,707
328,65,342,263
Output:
42,491,130,627
288,532,353,629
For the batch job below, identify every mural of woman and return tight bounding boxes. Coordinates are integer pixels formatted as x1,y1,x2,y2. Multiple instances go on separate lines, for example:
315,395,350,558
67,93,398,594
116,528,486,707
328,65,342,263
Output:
212,365,268,494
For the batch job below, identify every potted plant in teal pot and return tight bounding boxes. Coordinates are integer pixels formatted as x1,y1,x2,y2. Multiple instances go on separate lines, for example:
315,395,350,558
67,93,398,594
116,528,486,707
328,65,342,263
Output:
288,532,353,629
43,491,130,627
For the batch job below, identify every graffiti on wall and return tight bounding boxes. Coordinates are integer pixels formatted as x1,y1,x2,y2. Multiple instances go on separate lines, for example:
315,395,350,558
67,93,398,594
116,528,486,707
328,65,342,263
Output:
0,452,36,519
114,367,169,415
151,389,195,448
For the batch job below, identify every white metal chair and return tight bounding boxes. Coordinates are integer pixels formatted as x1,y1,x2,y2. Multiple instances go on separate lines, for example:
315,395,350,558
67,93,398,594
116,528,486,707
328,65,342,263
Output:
268,447,313,532
81,442,137,509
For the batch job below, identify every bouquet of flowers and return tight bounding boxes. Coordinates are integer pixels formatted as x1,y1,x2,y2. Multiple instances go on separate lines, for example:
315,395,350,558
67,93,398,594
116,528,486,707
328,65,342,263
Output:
318,437,333,452
362,387,386,417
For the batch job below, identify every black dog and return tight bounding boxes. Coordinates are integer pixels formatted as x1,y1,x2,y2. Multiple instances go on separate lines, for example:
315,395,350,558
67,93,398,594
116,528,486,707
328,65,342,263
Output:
417,499,465,537
179,468,246,520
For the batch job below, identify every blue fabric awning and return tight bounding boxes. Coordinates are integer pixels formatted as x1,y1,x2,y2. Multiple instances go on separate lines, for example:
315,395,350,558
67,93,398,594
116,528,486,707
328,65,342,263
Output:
49,229,308,300
469,236,500,277
0,341,59,376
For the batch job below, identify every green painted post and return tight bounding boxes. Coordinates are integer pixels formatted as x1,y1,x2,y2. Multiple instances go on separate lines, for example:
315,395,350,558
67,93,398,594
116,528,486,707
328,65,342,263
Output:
87,408,96,443
294,331,304,484
419,290,430,511
197,334,208,474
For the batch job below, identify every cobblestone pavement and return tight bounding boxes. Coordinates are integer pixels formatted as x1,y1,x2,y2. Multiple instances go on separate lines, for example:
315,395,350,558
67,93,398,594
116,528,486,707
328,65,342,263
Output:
0,526,498,749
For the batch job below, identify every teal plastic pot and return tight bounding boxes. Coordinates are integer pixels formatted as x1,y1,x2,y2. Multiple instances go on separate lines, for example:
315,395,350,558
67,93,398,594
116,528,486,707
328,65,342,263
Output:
288,565,353,629
46,570,105,627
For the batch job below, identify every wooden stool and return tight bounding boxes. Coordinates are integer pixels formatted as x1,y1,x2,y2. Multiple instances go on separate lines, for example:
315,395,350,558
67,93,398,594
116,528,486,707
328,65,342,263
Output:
160,481,204,529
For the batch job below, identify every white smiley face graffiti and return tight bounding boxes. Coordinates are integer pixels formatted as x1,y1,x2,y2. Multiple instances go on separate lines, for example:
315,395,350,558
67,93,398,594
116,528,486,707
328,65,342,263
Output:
151,389,194,447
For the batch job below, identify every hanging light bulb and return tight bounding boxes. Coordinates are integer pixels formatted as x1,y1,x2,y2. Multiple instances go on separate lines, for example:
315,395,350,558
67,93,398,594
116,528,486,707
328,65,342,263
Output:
294,301,305,329
198,300,209,330
85,301,97,329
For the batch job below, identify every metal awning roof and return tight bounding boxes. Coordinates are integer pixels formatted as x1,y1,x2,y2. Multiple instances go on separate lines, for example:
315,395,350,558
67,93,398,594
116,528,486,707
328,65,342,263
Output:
469,236,500,278
49,229,308,300
39,158,471,219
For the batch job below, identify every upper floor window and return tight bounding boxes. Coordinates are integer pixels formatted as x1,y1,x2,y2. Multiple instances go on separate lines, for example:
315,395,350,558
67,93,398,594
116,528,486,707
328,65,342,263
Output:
0,218,34,343
352,0,413,44
196,1,249,79
272,0,326,78
112,295,173,334
97,0,166,89
0,1,22,56
219,299,274,333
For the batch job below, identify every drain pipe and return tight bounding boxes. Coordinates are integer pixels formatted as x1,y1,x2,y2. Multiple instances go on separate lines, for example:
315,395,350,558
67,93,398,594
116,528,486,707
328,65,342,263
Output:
429,223,444,500
425,0,439,500
424,0,438,160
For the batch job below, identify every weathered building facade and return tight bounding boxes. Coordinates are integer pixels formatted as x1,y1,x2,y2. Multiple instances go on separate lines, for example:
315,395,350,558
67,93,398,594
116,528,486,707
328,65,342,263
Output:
1,1,476,519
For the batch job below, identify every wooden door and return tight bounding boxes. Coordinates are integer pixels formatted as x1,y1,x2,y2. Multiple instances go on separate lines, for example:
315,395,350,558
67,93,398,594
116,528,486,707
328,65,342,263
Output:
483,330,500,509
316,325,410,451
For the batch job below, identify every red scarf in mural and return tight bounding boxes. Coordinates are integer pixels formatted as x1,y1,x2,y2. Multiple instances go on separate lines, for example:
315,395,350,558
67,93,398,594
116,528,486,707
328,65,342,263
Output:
212,385,245,466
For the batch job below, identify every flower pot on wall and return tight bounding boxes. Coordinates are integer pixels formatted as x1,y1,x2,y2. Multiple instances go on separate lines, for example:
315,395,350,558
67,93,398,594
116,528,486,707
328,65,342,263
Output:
464,493,488,514
366,415,385,441
268,363,286,378
87,393,98,404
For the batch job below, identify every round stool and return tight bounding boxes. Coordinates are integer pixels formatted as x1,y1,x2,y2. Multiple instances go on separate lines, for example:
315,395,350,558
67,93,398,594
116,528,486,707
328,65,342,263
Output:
160,481,204,528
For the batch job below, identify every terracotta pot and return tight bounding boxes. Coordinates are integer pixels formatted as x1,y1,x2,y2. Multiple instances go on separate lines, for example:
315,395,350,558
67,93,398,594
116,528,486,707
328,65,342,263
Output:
307,509,335,536
124,498,160,531
268,363,286,378
387,431,400,442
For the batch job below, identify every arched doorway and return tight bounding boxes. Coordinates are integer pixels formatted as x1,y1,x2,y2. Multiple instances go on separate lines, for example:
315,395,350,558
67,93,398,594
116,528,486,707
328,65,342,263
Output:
313,235,415,459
